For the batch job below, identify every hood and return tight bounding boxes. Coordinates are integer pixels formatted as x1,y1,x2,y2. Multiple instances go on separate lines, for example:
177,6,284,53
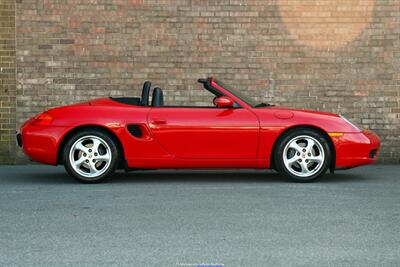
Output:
258,105,340,118
253,106,359,132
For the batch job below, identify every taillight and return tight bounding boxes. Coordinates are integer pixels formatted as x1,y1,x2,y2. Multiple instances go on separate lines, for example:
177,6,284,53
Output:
31,112,54,125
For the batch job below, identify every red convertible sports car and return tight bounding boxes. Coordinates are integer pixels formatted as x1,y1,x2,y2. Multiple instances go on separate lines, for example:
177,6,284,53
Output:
17,77,380,183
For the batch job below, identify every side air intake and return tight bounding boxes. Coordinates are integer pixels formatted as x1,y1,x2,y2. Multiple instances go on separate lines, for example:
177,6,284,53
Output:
127,125,142,138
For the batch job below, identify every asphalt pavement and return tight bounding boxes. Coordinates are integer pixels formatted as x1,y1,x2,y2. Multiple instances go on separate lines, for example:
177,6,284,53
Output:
0,165,399,267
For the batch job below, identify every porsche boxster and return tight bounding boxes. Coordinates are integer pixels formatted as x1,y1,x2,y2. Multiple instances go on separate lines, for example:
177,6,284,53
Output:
17,77,380,183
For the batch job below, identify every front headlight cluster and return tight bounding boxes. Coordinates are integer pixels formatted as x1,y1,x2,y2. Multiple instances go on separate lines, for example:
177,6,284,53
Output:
340,115,362,132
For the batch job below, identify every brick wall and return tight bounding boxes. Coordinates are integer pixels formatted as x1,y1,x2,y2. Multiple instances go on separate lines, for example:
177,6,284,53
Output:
9,0,400,163
0,0,16,164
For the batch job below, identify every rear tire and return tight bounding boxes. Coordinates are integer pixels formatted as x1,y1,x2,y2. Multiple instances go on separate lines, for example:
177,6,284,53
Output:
274,129,331,182
62,129,119,183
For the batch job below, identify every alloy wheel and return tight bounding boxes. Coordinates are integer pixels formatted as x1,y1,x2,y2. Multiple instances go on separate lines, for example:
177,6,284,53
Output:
69,135,112,179
282,135,325,178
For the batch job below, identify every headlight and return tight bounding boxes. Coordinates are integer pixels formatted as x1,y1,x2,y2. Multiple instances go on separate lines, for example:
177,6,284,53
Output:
340,115,362,131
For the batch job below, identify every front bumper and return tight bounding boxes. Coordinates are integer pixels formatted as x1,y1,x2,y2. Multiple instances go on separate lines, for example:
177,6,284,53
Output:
333,130,380,168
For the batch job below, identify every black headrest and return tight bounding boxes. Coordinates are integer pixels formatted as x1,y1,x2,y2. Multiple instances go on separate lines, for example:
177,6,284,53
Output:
152,87,164,107
141,81,151,106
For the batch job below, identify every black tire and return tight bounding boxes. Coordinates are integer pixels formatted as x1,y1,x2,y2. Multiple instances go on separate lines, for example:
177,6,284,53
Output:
274,128,331,182
62,129,119,183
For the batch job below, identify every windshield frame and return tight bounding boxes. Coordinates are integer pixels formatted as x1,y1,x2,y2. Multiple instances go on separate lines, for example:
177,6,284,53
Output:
213,79,261,108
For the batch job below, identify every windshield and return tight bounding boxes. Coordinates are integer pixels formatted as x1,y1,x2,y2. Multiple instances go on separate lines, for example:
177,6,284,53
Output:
214,79,269,108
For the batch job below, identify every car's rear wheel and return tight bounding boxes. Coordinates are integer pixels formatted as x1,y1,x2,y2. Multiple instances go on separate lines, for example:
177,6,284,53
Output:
274,129,331,182
63,130,119,183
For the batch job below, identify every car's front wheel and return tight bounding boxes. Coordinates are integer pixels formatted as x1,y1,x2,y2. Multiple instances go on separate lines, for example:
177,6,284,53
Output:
274,129,331,182
63,130,119,183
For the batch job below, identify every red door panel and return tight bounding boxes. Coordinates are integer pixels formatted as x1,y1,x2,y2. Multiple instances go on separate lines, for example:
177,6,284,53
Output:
148,107,259,159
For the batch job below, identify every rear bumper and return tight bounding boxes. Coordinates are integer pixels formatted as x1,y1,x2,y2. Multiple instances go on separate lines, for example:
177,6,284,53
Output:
19,122,72,165
333,130,380,169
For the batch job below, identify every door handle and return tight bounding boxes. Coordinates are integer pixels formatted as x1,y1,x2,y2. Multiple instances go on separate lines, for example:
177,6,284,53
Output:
151,119,167,125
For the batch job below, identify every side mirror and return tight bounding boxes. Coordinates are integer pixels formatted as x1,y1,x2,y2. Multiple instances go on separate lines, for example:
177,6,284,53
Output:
214,96,234,108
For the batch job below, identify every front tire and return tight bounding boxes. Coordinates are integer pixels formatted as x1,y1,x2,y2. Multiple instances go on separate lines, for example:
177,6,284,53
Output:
274,129,331,182
63,130,119,183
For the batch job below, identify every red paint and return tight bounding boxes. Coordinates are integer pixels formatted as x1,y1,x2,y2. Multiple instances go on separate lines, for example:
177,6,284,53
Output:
274,111,294,119
148,107,259,160
214,96,234,108
19,78,380,170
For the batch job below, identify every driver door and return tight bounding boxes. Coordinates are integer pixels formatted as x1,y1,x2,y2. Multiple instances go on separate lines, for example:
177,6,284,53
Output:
147,107,259,159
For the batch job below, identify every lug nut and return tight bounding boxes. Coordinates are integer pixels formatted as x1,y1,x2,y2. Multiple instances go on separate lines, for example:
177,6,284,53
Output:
297,152,300,156
92,159,96,163
94,153,98,156
302,149,306,152
298,159,302,162
85,160,89,163
305,159,309,163
89,149,92,153
83,153,87,157
308,153,311,156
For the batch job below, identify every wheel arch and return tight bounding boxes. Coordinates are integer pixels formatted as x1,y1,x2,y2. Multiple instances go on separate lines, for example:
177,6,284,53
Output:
57,125,126,168
269,125,336,172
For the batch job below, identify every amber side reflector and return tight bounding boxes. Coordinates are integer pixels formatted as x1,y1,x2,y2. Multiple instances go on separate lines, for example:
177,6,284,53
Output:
328,132,344,137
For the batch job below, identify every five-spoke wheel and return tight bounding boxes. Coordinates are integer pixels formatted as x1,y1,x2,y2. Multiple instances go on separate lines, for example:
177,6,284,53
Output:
69,135,112,178
274,129,331,182
63,130,119,183
283,135,325,178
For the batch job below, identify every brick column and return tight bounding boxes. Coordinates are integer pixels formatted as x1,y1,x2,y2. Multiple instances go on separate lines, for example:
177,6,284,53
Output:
0,0,16,164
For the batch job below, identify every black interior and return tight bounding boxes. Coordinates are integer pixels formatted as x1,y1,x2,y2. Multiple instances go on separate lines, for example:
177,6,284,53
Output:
111,81,151,106
151,87,164,107
111,78,224,107
141,81,151,106
110,97,141,105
